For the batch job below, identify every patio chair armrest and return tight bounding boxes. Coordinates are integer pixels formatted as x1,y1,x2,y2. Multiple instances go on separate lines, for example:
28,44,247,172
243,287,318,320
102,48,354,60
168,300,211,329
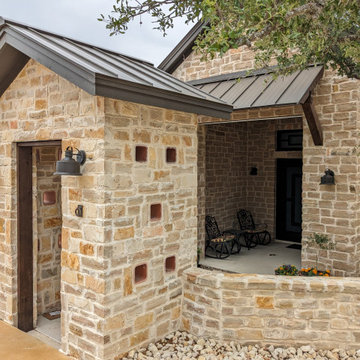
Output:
254,223,268,230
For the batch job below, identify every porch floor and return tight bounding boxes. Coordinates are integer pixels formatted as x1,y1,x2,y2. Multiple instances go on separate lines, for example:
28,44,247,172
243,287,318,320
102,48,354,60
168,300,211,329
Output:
0,321,68,360
28,316,61,350
200,240,301,275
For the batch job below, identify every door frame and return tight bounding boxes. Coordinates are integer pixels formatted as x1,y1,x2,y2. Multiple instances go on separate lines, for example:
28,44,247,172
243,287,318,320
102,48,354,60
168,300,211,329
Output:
17,140,61,331
276,158,302,242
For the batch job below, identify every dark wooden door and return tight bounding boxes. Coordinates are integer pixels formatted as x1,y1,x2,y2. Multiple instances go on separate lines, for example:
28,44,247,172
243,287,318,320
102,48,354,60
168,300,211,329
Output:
276,159,302,242
17,146,33,331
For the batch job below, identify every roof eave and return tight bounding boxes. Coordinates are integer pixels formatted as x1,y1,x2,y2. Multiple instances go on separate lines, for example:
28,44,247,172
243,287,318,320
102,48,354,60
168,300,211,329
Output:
158,21,205,73
95,74,233,119
2,26,96,96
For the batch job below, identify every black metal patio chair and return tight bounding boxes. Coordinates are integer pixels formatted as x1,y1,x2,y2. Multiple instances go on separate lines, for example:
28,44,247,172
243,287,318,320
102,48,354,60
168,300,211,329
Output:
236,209,271,249
205,215,241,259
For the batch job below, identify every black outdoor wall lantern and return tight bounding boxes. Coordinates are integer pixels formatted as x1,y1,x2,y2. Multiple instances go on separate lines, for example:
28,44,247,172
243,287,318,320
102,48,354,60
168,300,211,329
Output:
320,168,335,185
54,146,86,176
250,167,258,176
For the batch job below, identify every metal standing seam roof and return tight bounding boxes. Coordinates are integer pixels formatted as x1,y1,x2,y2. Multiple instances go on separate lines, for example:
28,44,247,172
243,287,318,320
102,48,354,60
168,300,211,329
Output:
188,66,324,110
0,17,232,119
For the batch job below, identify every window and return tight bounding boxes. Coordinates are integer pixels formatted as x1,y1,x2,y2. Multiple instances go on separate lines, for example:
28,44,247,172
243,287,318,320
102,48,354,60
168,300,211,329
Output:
277,130,303,151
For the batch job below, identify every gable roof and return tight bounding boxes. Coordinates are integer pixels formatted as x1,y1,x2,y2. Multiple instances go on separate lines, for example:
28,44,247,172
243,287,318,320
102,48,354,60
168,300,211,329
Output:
189,65,324,110
0,17,232,119
158,21,205,74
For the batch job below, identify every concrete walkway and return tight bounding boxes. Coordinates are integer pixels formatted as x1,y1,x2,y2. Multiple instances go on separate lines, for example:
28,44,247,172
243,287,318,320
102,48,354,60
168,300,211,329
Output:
0,321,71,360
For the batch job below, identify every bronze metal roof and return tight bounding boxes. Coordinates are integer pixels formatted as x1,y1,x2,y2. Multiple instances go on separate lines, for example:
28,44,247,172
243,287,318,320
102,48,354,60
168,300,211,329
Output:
189,66,324,110
0,17,232,119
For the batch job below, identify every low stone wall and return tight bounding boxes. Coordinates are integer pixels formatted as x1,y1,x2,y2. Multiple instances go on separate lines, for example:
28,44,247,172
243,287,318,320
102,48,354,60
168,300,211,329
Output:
182,268,360,350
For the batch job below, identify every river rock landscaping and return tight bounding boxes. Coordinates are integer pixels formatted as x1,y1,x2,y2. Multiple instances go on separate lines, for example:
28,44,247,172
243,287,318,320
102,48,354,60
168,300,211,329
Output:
123,331,360,360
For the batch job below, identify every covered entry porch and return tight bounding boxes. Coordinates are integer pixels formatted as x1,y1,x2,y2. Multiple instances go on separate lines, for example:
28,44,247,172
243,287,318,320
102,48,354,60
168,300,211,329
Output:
194,66,324,274
198,116,303,274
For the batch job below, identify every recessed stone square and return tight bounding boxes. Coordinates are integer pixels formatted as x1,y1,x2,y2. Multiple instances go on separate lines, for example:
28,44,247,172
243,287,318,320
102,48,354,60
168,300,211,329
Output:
150,203,161,221
165,256,176,272
166,148,176,163
136,146,147,162
135,264,147,284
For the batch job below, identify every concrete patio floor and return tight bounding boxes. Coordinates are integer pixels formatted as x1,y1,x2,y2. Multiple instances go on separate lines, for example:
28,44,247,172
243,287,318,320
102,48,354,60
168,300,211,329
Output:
28,316,61,350
0,321,70,360
200,240,302,274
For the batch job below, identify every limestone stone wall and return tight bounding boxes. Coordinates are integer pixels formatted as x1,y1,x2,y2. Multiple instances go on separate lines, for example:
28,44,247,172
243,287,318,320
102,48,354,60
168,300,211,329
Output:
0,58,201,359
0,59,108,360
33,146,62,316
102,99,198,359
173,46,257,82
301,70,360,276
182,268,360,350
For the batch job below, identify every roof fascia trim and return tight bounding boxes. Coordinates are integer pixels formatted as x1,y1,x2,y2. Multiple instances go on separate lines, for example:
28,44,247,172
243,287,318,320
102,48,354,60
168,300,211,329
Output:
298,67,324,104
95,74,233,119
2,27,96,95
158,21,205,73
0,50,29,98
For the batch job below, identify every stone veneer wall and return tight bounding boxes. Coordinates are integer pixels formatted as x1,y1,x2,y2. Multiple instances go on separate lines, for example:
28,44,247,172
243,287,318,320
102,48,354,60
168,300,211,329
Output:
0,58,199,360
0,59,108,359
102,99,198,359
173,45,360,277
182,268,360,350
202,118,302,246
33,146,62,316
173,47,257,82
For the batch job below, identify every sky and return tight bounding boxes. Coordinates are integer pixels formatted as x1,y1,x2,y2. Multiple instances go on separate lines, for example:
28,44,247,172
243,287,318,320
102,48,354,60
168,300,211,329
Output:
0,0,193,66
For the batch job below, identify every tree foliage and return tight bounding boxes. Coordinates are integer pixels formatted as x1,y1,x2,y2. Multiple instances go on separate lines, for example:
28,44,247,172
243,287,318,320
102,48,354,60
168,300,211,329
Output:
99,0,360,79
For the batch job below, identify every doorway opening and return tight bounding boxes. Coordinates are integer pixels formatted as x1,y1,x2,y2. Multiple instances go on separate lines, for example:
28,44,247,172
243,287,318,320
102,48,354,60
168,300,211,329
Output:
276,159,302,242
17,141,62,349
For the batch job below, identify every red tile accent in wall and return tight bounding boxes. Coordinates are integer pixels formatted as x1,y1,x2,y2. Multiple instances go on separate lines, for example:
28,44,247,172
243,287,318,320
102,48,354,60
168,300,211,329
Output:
43,191,56,205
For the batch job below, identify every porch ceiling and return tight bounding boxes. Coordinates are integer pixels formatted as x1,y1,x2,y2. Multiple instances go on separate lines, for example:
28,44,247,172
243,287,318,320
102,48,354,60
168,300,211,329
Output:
188,65,324,110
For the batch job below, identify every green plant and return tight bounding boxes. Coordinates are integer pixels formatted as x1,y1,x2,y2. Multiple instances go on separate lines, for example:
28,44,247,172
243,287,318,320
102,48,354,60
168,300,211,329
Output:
307,233,335,250
274,264,298,276
304,232,335,269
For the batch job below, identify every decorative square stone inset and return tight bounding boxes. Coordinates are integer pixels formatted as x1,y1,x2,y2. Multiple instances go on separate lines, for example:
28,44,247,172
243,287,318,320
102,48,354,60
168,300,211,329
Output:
150,203,161,221
166,148,176,163
135,146,147,162
43,191,56,205
165,256,176,272
135,264,147,284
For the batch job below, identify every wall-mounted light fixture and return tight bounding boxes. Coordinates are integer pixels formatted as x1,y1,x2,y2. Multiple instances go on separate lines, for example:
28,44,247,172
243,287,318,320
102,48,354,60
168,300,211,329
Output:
320,168,335,185
54,146,86,176
250,167,258,176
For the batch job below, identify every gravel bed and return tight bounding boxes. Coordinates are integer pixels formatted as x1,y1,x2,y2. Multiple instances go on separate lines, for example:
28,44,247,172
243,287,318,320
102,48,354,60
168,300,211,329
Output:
123,331,360,360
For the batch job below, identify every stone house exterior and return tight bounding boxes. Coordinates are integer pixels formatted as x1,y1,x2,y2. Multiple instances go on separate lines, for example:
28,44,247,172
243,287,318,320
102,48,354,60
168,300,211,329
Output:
0,16,360,360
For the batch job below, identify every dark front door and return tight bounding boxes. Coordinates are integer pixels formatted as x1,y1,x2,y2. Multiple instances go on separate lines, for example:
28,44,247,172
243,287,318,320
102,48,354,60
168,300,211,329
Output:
276,159,302,242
